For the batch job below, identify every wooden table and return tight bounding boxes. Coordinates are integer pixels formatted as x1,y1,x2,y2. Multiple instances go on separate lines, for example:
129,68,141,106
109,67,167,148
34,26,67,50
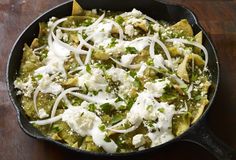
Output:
1,0,236,159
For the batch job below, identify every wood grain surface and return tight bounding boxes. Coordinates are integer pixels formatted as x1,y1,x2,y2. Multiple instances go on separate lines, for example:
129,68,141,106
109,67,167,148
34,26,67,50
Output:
1,0,236,160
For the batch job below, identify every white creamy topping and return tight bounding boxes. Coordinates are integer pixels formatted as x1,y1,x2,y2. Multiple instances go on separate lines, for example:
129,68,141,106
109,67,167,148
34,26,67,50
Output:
146,102,175,147
85,22,113,47
144,79,169,98
127,92,164,122
35,41,69,77
76,67,108,91
130,40,149,52
62,107,117,153
120,54,137,66
37,74,63,95
126,91,175,146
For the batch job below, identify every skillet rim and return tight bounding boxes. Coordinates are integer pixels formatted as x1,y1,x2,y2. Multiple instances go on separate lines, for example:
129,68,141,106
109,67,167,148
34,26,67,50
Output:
6,0,220,157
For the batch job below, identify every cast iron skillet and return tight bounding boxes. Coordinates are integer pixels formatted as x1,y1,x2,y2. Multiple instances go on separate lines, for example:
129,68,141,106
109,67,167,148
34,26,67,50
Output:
6,0,236,159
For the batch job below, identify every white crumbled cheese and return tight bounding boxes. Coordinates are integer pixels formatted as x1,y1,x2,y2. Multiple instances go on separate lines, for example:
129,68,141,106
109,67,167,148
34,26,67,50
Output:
38,108,49,119
125,24,135,37
56,29,63,39
187,84,193,99
76,67,108,91
62,33,69,42
37,74,63,95
62,107,118,153
152,23,160,32
62,107,97,137
137,63,147,77
121,8,143,18
120,54,137,66
14,76,34,97
144,79,169,98
183,47,192,55
130,8,143,17
47,17,56,27
91,9,97,14
132,134,145,148
127,18,144,26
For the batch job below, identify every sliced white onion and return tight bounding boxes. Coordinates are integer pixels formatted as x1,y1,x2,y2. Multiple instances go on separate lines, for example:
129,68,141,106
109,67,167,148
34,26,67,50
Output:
144,15,159,24
68,65,85,74
63,96,72,108
77,34,95,49
33,87,40,116
88,13,105,29
105,19,124,40
149,39,167,70
110,57,141,69
30,114,62,125
107,125,139,134
85,27,104,42
58,13,105,32
187,84,193,99
169,74,187,87
69,92,116,104
130,36,151,44
84,48,92,65
33,45,46,52
166,38,208,70
152,35,173,70
51,29,88,55
50,87,81,118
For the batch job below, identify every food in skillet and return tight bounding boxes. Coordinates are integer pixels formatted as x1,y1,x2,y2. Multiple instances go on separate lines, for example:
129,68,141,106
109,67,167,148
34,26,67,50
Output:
14,1,211,153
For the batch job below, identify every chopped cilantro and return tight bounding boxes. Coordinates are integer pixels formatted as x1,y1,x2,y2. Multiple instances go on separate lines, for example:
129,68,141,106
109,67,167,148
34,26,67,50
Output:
115,96,123,103
125,47,138,54
158,108,165,113
147,58,154,66
86,64,92,74
104,135,111,142
108,38,118,48
129,70,137,78
111,114,124,125
51,125,61,132
81,18,93,26
88,104,96,112
115,16,124,25
126,98,135,110
100,103,114,114
99,124,106,132
35,74,43,80
146,105,153,111
134,77,143,90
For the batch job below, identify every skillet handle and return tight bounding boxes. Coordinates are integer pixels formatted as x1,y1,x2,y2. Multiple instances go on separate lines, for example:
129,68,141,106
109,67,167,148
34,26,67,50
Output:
181,120,236,160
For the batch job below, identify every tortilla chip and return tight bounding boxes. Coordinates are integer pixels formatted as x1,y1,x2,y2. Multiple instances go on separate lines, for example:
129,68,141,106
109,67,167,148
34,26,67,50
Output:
72,0,83,16
194,31,203,54
171,19,193,37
